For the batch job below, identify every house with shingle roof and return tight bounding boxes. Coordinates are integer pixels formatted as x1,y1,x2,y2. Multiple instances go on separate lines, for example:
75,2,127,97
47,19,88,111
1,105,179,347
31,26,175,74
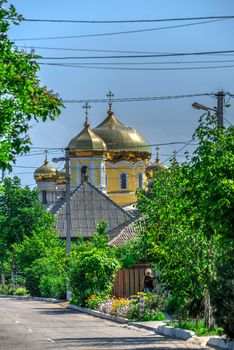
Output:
50,181,138,241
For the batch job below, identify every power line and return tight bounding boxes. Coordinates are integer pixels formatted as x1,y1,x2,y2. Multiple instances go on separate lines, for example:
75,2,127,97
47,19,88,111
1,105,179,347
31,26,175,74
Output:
12,19,224,41
39,62,234,71
38,59,234,65
16,45,172,55
62,93,211,104
36,49,234,60
16,45,234,58
20,15,234,24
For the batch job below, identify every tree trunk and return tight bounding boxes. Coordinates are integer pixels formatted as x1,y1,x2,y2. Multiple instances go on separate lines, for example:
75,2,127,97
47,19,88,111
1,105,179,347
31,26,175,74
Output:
204,289,215,328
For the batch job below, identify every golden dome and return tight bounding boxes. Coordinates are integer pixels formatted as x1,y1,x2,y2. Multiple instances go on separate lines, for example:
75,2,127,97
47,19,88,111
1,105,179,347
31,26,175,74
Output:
93,109,151,162
68,117,107,157
57,167,66,185
145,156,167,179
34,160,58,182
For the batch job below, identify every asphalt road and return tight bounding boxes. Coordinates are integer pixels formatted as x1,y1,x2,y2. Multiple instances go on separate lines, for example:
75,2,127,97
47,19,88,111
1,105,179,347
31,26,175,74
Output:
0,298,209,350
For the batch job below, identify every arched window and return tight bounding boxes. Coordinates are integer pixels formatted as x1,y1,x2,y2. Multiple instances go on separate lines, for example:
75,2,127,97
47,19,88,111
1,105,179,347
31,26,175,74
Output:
81,165,88,183
42,190,47,204
138,172,143,189
120,172,128,189
105,174,108,189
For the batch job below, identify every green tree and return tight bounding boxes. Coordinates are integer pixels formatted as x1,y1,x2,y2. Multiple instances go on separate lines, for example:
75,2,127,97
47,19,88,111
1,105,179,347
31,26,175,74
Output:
69,222,120,305
13,229,66,298
0,177,55,282
0,0,63,170
137,114,234,328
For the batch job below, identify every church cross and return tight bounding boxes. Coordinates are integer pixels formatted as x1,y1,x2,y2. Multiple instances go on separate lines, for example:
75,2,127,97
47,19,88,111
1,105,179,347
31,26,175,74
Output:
106,91,114,110
83,101,91,127
44,149,48,162
155,146,160,162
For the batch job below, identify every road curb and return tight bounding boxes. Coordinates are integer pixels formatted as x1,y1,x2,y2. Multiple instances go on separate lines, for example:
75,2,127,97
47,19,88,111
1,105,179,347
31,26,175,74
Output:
68,304,234,349
207,337,234,350
2,296,232,349
68,304,129,324
0,294,63,303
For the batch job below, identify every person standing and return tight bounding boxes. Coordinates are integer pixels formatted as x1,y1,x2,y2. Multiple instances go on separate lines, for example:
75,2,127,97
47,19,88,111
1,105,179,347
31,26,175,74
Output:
142,268,155,292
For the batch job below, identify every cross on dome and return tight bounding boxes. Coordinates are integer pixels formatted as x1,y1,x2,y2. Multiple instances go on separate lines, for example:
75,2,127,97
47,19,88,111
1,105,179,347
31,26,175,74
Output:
155,146,160,162
44,149,48,163
83,101,91,128
106,91,114,112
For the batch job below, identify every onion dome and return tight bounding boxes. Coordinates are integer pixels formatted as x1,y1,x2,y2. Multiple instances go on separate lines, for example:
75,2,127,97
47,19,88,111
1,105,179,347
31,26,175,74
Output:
93,107,151,163
34,159,58,182
68,110,107,157
56,167,66,185
145,149,167,179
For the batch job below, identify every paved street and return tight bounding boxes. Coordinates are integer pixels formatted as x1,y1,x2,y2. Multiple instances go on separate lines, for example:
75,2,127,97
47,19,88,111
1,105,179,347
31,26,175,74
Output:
0,298,209,350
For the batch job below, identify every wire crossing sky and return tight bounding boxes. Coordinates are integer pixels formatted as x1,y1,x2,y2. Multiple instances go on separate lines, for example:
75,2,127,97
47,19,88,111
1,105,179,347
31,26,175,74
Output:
6,0,234,187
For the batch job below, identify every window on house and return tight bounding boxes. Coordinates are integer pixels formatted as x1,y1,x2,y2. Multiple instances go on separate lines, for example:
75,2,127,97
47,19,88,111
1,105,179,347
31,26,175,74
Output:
81,165,88,183
138,172,143,189
120,172,127,189
42,190,47,204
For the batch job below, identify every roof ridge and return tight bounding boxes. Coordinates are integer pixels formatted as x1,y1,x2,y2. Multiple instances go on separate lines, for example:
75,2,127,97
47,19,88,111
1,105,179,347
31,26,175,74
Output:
84,181,132,218
50,181,132,219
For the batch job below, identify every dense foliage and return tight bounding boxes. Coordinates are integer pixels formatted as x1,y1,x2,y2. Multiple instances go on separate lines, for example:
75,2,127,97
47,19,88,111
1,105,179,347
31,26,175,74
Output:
137,114,234,335
0,177,55,281
0,0,63,170
69,222,120,306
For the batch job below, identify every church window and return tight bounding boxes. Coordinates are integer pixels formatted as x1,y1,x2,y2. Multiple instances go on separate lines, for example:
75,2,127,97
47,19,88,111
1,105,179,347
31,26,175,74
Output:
106,174,108,189
42,190,47,204
138,172,143,189
81,165,88,183
120,172,128,190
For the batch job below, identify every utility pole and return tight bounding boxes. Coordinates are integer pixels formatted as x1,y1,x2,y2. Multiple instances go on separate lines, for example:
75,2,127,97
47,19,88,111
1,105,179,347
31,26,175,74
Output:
65,147,71,255
192,90,225,127
216,91,225,127
53,147,72,300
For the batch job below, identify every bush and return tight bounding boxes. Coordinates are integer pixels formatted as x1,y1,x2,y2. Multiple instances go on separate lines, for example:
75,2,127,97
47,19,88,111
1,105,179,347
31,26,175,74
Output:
144,292,165,312
86,294,107,310
14,287,28,296
0,284,14,295
39,275,66,300
170,320,223,337
165,294,190,320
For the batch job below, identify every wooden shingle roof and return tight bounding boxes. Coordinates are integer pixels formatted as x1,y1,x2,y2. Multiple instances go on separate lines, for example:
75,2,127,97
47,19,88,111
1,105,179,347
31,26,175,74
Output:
51,181,132,238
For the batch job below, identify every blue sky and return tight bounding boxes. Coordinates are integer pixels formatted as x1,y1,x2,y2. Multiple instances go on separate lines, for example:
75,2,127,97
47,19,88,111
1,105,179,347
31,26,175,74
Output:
6,0,234,186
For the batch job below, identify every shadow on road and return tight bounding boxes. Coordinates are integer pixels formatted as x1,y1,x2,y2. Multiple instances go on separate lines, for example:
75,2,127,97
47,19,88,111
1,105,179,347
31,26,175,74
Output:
35,307,79,315
53,336,207,350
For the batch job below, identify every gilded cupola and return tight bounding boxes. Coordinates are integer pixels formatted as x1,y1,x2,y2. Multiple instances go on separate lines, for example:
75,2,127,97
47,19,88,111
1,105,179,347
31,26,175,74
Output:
145,147,167,179
93,92,151,163
68,103,107,158
57,167,66,185
34,159,58,182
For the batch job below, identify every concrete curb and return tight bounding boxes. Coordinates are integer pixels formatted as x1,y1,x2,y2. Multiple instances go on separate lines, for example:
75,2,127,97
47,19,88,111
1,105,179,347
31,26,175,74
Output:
2,296,233,349
0,294,63,303
207,337,234,350
68,304,129,324
68,304,234,349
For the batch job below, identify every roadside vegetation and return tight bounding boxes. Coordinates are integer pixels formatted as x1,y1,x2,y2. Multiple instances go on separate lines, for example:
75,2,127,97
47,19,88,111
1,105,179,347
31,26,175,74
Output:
0,1,233,338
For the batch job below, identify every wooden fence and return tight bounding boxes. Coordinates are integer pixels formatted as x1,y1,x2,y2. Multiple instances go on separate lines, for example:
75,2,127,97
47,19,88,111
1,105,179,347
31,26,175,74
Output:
113,263,150,298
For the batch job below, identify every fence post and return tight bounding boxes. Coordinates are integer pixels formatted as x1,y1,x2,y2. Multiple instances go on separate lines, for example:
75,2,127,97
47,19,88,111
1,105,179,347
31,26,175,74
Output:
140,294,144,319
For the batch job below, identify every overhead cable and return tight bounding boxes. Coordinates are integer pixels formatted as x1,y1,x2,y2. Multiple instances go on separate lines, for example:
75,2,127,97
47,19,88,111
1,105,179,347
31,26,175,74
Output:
20,15,234,24
39,62,234,71
12,19,224,41
62,93,211,104
36,49,234,60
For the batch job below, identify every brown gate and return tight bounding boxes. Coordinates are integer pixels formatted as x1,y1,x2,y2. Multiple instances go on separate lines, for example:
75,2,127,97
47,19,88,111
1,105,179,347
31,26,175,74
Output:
113,263,150,298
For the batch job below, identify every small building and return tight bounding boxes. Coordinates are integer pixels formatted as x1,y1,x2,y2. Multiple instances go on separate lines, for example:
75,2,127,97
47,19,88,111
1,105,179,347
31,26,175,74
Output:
50,180,138,240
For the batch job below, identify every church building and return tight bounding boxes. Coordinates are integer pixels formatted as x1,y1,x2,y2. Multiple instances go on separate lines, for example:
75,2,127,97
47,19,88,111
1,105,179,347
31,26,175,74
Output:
34,92,152,207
